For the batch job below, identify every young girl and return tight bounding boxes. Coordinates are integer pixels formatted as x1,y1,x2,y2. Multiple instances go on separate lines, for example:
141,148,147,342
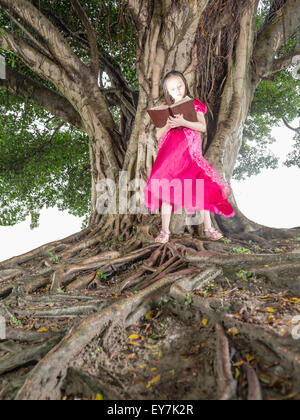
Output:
143,70,235,244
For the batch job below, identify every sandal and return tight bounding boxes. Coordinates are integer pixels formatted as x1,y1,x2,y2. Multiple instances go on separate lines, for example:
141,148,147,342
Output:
155,229,171,244
204,227,223,241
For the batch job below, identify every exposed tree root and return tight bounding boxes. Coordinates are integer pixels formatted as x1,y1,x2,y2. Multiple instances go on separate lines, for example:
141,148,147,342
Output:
180,246,300,268
14,271,194,400
3,327,66,343
0,225,299,400
62,367,123,400
232,348,263,400
215,323,237,400
0,335,62,376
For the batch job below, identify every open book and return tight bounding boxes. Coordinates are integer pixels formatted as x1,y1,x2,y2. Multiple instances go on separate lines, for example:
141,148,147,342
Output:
147,96,198,128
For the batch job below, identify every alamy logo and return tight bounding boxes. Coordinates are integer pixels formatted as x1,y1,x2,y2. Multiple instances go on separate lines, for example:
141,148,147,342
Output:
0,55,6,80
0,316,6,340
95,171,205,223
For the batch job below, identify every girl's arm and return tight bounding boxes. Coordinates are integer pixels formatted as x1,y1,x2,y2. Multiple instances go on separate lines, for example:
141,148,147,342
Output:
156,120,172,139
183,112,206,133
169,112,207,133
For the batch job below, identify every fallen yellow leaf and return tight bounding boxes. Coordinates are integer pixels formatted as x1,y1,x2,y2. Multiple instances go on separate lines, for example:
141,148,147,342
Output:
128,341,140,346
144,344,160,350
146,374,161,389
233,361,244,367
128,334,139,340
227,327,239,336
153,351,162,359
196,344,205,349
95,393,103,400
291,298,299,302
50,326,59,331
267,308,275,313
280,393,296,400
246,354,255,362
37,328,48,333
138,364,147,369
202,319,208,326
145,311,152,320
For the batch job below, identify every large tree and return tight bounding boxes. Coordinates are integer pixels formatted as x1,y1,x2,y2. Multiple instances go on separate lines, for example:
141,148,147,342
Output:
0,0,300,401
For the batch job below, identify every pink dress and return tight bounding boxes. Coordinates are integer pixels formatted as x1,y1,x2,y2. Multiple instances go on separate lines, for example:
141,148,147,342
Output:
143,99,235,218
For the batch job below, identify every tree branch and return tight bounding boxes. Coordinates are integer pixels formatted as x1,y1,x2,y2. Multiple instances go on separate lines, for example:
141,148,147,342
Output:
252,0,300,78
270,49,300,73
124,0,145,24
282,117,300,133
27,1,136,106
0,66,83,130
70,0,99,78
0,29,71,90
99,88,136,117
0,5,54,62
0,0,85,78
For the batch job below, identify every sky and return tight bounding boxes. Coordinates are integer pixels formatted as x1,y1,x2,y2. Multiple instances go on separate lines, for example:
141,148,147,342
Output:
0,120,299,263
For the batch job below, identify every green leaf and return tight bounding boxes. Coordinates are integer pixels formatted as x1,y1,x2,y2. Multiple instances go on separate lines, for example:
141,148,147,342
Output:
149,334,162,340
10,316,22,327
185,294,193,305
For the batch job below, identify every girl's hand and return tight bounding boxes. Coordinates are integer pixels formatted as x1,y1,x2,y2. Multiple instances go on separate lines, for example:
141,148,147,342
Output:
168,113,186,128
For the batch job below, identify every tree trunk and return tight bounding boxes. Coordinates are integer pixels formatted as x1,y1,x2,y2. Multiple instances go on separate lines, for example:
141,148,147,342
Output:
84,0,298,243
83,0,210,239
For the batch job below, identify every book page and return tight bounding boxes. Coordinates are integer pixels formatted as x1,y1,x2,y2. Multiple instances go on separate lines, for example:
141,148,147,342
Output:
148,96,192,111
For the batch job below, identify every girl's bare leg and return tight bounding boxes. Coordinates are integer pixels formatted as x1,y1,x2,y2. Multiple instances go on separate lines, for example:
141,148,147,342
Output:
203,209,223,240
161,201,172,232
154,201,172,243
203,210,212,230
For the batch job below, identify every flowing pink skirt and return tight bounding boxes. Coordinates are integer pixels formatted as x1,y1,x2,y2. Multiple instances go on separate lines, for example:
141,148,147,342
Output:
143,127,235,217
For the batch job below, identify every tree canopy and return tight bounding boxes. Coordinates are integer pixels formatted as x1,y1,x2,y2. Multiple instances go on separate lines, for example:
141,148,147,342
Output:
0,0,299,228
